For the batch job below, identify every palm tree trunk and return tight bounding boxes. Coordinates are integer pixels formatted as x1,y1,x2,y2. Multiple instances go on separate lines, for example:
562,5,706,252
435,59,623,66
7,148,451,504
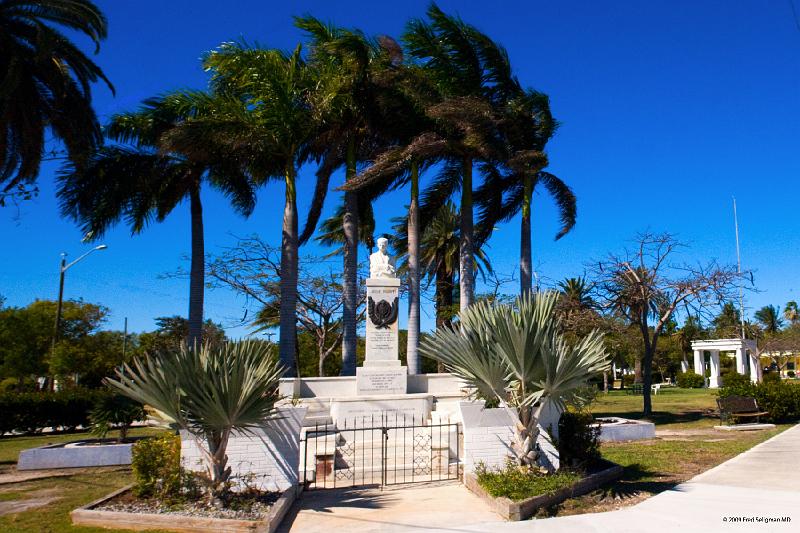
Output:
187,185,204,348
341,138,359,376
279,162,298,376
435,259,454,373
520,174,532,294
459,157,474,312
407,161,421,375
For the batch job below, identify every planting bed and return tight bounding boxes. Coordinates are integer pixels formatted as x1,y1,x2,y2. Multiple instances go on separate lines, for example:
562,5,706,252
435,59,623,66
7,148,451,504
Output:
464,460,623,521
71,484,297,532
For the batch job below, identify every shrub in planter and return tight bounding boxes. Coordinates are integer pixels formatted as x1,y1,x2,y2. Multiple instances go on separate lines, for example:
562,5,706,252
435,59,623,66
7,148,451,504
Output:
556,411,600,470
475,460,581,501
131,433,184,499
107,340,285,506
676,371,705,388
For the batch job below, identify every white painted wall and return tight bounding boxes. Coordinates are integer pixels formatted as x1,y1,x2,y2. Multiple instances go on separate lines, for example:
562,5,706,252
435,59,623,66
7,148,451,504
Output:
180,407,307,492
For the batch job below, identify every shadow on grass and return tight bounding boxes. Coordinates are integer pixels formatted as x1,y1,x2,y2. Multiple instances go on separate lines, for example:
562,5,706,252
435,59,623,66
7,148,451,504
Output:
535,463,679,518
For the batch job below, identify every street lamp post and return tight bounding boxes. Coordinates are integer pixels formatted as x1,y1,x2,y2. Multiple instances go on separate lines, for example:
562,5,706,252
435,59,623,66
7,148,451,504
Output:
51,245,108,352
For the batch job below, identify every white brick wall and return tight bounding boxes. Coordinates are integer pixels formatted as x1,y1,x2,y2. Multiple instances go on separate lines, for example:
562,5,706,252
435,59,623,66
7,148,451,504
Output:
458,401,560,474
181,407,307,492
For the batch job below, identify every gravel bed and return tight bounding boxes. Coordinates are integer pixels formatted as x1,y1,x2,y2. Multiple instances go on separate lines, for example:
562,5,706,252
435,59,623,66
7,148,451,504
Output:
98,491,280,521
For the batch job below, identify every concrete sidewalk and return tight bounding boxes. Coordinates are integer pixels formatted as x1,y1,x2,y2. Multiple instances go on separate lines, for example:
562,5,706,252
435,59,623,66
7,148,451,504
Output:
283,424,799,533
463,423,800,533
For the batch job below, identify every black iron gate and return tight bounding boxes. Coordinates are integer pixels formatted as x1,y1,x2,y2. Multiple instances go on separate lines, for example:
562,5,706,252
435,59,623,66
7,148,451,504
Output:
300,416,462,489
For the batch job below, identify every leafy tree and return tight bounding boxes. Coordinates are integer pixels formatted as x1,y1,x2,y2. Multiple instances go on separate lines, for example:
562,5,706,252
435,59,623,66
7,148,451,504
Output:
592,232,740,415
58,92,257,347
136,316,226,356
0,0,112,201
0,299,108,383
713,302,741,337
203,236,364,377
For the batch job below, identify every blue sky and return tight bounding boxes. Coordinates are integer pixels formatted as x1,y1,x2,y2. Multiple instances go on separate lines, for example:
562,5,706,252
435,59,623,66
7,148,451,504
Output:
1,0,799,337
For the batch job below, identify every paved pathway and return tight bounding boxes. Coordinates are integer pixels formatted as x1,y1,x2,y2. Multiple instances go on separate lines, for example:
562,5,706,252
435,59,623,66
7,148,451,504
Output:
282,424,800,533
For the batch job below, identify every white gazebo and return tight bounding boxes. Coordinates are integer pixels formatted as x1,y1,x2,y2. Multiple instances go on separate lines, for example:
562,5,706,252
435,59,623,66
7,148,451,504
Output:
689,338,760,388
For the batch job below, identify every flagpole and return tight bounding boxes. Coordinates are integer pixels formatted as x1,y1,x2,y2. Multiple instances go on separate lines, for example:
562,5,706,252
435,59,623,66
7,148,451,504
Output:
733,197,745,339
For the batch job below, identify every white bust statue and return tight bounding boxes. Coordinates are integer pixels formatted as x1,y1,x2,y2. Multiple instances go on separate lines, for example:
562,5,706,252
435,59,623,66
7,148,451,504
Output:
369,237,396,278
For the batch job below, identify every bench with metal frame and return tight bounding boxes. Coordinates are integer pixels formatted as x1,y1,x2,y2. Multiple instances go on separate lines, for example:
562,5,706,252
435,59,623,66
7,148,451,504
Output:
716,395,769,425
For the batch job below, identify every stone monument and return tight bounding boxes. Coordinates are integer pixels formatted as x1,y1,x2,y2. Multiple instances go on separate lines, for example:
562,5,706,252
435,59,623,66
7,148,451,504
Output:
356,237,406,396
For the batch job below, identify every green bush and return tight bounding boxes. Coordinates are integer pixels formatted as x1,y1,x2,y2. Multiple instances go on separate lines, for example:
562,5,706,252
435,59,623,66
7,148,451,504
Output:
721,371,751,389
788,371,796,378
0,389,108,435
475,460,581,501
131,433,184,499
90,394,146,441
762,372,781,384
719,379,800,422
621,374,635,387
676,371,705,388
556,411,600,469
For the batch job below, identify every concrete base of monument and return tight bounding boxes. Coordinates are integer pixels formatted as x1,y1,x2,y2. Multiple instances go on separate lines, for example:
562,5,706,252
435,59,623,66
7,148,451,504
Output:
355,365,408,396
330,393,433,427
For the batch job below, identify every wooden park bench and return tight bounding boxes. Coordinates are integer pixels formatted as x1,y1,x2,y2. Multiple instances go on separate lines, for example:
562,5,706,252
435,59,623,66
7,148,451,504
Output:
716,395,769,425
625,383,644,395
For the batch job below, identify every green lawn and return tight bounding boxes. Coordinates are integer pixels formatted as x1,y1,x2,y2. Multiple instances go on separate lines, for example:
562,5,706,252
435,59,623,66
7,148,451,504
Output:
591,387,720,429
550,387,792,517
0,428,168,533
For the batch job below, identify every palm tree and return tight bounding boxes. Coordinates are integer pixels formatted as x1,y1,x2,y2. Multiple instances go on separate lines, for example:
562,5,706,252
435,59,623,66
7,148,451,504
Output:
294,16,399,375
195,43,320,375
402,4,513,312
713,302,742,337
392,201,491,332
420,291,608,469
784,301,799,326
106,340,285,505
0,0,113,198
558,277,594,308
477,89,576,294
754,305,784,334
58,92,257,347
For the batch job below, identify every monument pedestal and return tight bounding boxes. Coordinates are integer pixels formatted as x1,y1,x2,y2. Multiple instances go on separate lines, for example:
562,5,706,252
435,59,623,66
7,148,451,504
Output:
357,277,407,397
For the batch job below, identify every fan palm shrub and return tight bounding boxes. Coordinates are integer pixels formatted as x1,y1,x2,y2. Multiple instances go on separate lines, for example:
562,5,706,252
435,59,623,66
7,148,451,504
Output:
420,291,608,469
105,340,285,504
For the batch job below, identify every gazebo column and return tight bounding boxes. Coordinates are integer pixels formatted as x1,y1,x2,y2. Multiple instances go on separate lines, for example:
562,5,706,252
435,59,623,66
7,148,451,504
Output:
735,347,746,375
680,357,688,373
748,351,760,383
708,350,721,388
693,350,704,375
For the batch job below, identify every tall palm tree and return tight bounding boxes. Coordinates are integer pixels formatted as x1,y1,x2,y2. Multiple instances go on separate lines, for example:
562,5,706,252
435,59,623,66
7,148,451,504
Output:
58,92,257,347
754,305,784,334
294,16,399,375
402,4,513,312
392,201,491,332
0,0,113,198
193,43,320,375
477,87,575,294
